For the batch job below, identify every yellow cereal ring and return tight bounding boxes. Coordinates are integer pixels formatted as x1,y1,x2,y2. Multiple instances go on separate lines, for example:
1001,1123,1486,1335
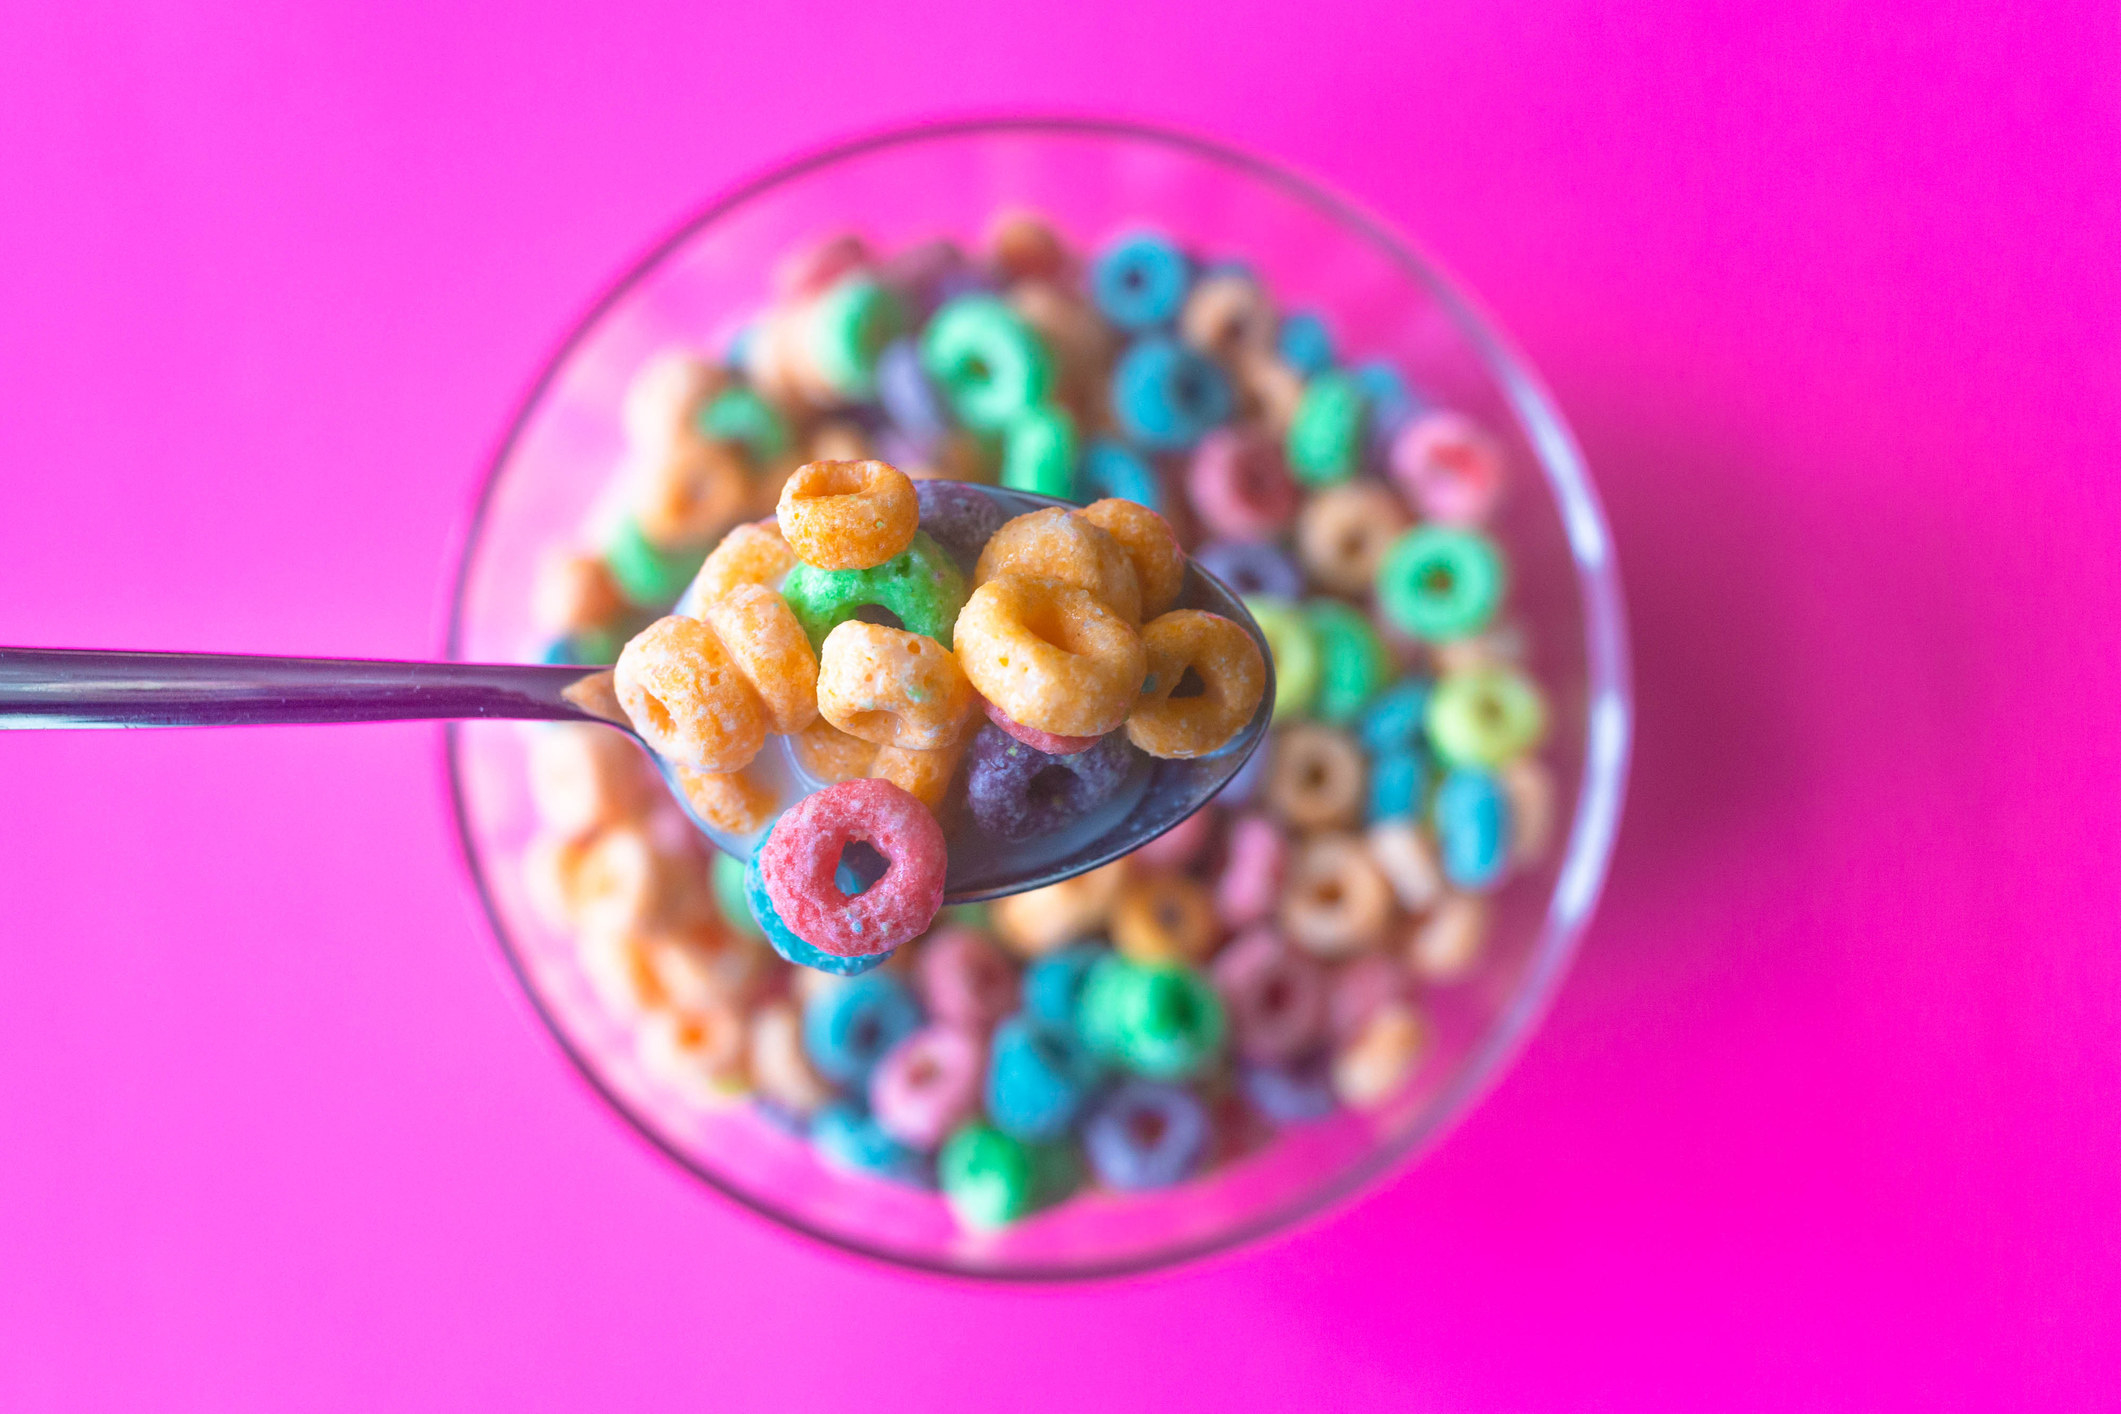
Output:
532,549,626,635
775,458,920,570
953,575,1148,738
1110,872,1221,963
974,507,1143,624
789,715,880,784
1126,609,1268,759
817,620,978,750
1078,498,1185,619
698,582,819,735
671,763,779,835
633,434,752,549
614,615,768,773
688,520,796,603
869,734,971,813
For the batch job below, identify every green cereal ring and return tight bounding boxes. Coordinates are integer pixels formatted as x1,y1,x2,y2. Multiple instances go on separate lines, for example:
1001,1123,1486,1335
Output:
1426,663,1548,767
1242,595,1320,721
712,850,763,938
782,530,968,650
604,518,707,607
1286,371,1367,486
938,1123,1078,1229
1078,955,1226,1081
1376,525,1504,642
1306,598,1392,725
920,295,1054,432
807,277,904,399
697,386,790,465
1000,404,1079,499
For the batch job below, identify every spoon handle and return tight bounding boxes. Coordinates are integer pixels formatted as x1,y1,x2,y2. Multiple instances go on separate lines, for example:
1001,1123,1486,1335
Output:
0,647,624,730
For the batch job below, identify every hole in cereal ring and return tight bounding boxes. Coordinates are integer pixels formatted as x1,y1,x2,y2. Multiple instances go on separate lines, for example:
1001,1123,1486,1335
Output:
838,840,890,895
1421,566,1456,595
640,691,675,737
851,1016,881,1052
1127,1108,1169,1147
1171,666,1208,700
1312,881,1344,907
965,355,993,384
1027,766,1076,811
907,1055,941,1089
1260,977,1291,1013
852,604,906,631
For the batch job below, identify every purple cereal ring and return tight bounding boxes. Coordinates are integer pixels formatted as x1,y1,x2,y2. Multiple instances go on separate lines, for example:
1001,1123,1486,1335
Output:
1214,813,1287,927
1187,427,1299,541
914,479,1011,573
1210,926,1328,1063
965,724,1134,842
916,926,1021,1031
870,1026,986,1149
1194,539,1303,601
759,778,947,957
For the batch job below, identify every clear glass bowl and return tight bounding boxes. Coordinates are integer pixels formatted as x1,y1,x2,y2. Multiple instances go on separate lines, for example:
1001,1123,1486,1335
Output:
444,117,1631,1279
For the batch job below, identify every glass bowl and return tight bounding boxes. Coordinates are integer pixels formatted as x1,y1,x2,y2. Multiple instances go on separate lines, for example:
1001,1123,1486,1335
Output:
444,117,1631,1279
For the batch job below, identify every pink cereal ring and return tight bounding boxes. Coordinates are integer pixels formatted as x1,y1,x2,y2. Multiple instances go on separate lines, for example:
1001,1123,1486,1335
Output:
870,1025,986,1149
1214,813,1287,928
982,697,1105,756
759,778,947,957
916,926,1021,1030
1389,412,1504,525
1211,926,1328,1063
1186,427,1299,541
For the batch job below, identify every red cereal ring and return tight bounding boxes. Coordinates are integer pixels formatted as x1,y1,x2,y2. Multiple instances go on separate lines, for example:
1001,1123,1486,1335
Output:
759,778,947,958
981,697,1104,757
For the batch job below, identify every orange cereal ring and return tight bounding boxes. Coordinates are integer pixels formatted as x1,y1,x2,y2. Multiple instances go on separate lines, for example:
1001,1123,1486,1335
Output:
1296,481,1411,596
1125,609,1268,760
633,434,751,549
869,733,971,813
1110,872,1222,964
671,763,778,836
614,615,768,773
697,582,818,735
974,507,1143,624
789,715,879,784
1079,498,1185,619
817,620,979,750
953,575,1148,738
1264,722,1366,829
989,859,1130,957
686,520,795,605
1280,832,1394,957
775,458,919,570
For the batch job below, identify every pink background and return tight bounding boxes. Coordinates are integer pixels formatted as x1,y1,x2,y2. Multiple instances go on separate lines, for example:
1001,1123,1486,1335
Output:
1,3,2115,1409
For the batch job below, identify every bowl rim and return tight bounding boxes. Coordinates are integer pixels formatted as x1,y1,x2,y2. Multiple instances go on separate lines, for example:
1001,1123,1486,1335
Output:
441,113,1633,1283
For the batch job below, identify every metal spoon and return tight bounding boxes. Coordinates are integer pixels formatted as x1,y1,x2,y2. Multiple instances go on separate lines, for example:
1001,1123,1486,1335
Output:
0,496,1273,902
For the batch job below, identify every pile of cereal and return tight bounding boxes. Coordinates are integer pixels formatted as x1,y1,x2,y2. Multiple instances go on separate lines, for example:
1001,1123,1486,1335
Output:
520,217,1554,1230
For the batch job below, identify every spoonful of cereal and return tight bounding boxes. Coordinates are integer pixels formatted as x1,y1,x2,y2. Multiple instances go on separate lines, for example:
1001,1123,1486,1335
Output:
0,469,1273,977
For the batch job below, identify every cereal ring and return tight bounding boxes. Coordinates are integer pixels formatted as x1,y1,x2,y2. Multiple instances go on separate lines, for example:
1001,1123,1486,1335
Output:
789,715,880,785
868,734,970,813
817,620,978,751
871,1026,985,1149
1352,359,1421,444
636,1004,751,1108
761,779,948,958
1083,1080,1210,1190
742,844,890,976
697,582,819,735
1241,596,1320,722
614,615,767,773
1187,428,1299,541
985,1014,1102,1142
1210,927,1328,1064
805,276,905,400
566,823,705,941
988,859,1129,957
1433,766,1512,890
975,508,1143,625
989,211,1069,280
1366,750,1430,824
1279,833,1394,956
528,723,651,838
699,385,791,466
671,763,777,836
783,531,968,649
982,697,1103,757
1078,498,1185,619
604,519,707,608
1286,371,1366,486
1091,232,1192,331
813,1102,936,1187
877,337,952,442
921,294,1053,432
1197,540,1302,600
916,926,1020,1030
1296,482,1410,596
1239,1053,1337,1123
953,576,1147,738
806,419,870,464
1179,269,1275,362
776,459,920,571
912,480,1008,572
1327,952,1402,1041
801,970,922,1085
1021,941,1109,1029
1377,525,1505,643
1215,813,1287,928
682,520,795,610
1366,819,1444,913
1000,405,1079,500
576,930,664,1019
1235,353,1306,435
1110,872,1221,964
964,724,1134,842
1391,412,1503,525
1306,599,1391,725
1264,722,1366,829
748,997,833,1113
1133,802,1215,870
711,851,760,937
533,550,626,636
1409,893,1489,980
1127,609,1268,760
1011,279,1117,405
622,350,729,451
1078,955,1227,1080
775,232,871,298
1501,756,1556,864
1076,439,1164,513
1111,336,1232,451
1332,1001,1426,1108
636,922,766,1012
633,434,751,550
1358,677,1435,756
939,1122,1071,1228
1276,310,1334,376
1426,664,1547,767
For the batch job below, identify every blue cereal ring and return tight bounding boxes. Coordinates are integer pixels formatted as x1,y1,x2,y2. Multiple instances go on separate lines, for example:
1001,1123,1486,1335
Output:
1367,749,1431,823
801,972,922,1086
811,1101,937,1188
1111,337,1233,451
1022,942,1112,1030
1351,359,1424,443
1076,438,1163,511
744,846,889,976
1358,677,1436,757
985,1013,1103,1143
1082,1079,1211,1190
1277,311,1335,376
1432,766,1513,890
1091,231,1192,330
